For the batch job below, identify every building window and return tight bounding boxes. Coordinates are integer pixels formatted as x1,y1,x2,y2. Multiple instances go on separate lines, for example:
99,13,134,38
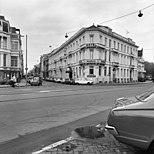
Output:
109,39,111,48
109,67,111,76
99,35,102,44
124,45,126,52
130,47,132,54
3,54,6,66
114,41,116,48
99,66,101,76
76,52,78,62
83,36,85,44
109,51,111,62
79,39,81,45
90,35,94,43
79,51,81,60
79,67,81,76
121,44,123,52
3,22,9,33
105,37,107,46
90,49,94,59
121,68,123,76
117,42,120,50
11,41,18,50
89,66,94,75
3,37,7,49
104,67,107,76
76,41,78,47
83,50,85,59
11,56,18,67
127,46,129,53
105,50,107,61
99,49,102,59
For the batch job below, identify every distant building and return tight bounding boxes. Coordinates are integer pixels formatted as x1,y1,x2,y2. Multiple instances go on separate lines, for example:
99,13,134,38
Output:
40,53,50,79
137,49,146,81
0,15,24,82
40,24,140,83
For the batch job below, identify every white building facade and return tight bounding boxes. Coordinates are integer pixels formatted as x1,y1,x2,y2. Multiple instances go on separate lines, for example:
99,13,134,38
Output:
45,25,139,83
0,16,24,82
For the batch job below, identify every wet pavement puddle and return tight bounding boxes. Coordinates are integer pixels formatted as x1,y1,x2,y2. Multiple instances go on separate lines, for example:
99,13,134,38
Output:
73,125,105,139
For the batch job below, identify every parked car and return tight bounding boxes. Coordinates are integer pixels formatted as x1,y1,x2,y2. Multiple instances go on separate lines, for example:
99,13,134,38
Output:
75,78,93,85
30,76,42,86
62,78,75,84
27,76,33,84
55,78,62,83
105,89,154,153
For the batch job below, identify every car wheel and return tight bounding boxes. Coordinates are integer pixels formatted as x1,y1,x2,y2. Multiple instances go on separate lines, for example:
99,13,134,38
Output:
148,141,154,154
87,82,90,85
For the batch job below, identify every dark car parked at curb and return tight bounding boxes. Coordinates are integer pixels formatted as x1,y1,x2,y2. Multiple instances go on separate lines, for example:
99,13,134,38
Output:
30,76,42,86
105,89,154,153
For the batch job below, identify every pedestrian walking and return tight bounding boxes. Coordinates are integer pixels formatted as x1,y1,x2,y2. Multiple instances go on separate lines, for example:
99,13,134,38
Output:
10,75,17,87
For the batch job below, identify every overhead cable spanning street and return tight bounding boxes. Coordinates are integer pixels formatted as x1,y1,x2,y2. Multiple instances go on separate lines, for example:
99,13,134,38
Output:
0,81,153,154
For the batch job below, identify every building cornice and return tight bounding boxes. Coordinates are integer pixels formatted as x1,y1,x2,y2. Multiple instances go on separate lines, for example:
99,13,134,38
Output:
54,25,138,54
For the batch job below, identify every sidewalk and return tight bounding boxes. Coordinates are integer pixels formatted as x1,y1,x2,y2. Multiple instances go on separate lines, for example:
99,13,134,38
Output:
0,79,152,88
0,79,28,88
32,123,142,154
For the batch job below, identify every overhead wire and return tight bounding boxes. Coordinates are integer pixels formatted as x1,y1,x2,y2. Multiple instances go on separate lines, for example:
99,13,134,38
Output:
65,3,154,35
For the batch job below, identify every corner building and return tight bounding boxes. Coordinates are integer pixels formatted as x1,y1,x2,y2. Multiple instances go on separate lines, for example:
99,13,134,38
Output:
48,25,138,84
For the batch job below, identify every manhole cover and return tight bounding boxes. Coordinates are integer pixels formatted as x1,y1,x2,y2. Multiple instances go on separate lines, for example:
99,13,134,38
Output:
74,126,105,139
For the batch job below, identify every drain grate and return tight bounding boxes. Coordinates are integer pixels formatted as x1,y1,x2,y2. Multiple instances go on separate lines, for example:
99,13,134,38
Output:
58,142,77,152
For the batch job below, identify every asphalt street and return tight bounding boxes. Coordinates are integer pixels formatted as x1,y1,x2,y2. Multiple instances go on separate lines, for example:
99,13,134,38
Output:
0,81,153,154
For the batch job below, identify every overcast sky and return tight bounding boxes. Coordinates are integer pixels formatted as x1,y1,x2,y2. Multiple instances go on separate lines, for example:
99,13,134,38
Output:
0,0,154,70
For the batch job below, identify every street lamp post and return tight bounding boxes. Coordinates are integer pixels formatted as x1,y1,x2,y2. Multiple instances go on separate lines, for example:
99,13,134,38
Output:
25,34,28,85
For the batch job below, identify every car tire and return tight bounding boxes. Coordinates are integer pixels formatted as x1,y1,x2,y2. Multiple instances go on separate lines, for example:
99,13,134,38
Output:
148,141,154,154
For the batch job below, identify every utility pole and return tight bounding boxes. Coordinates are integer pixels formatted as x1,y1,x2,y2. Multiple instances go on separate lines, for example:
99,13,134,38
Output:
25,34,28,85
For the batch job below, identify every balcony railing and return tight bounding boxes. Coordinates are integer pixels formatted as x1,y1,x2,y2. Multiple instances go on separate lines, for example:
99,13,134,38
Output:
130,53,135,57
79,59,106,65
112,62,119,67
112,48,118,53
129,64,135,69
80,43,105,49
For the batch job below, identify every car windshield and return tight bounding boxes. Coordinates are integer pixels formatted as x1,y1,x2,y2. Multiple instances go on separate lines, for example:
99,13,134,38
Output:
135,89,154,101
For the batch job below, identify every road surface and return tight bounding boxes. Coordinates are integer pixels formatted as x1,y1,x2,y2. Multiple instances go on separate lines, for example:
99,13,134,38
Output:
0,82,153,153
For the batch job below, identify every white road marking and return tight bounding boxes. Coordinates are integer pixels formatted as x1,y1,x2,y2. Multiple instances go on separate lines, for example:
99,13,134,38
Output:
0,95,7,97
32,137,73,154
39,90,50,93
